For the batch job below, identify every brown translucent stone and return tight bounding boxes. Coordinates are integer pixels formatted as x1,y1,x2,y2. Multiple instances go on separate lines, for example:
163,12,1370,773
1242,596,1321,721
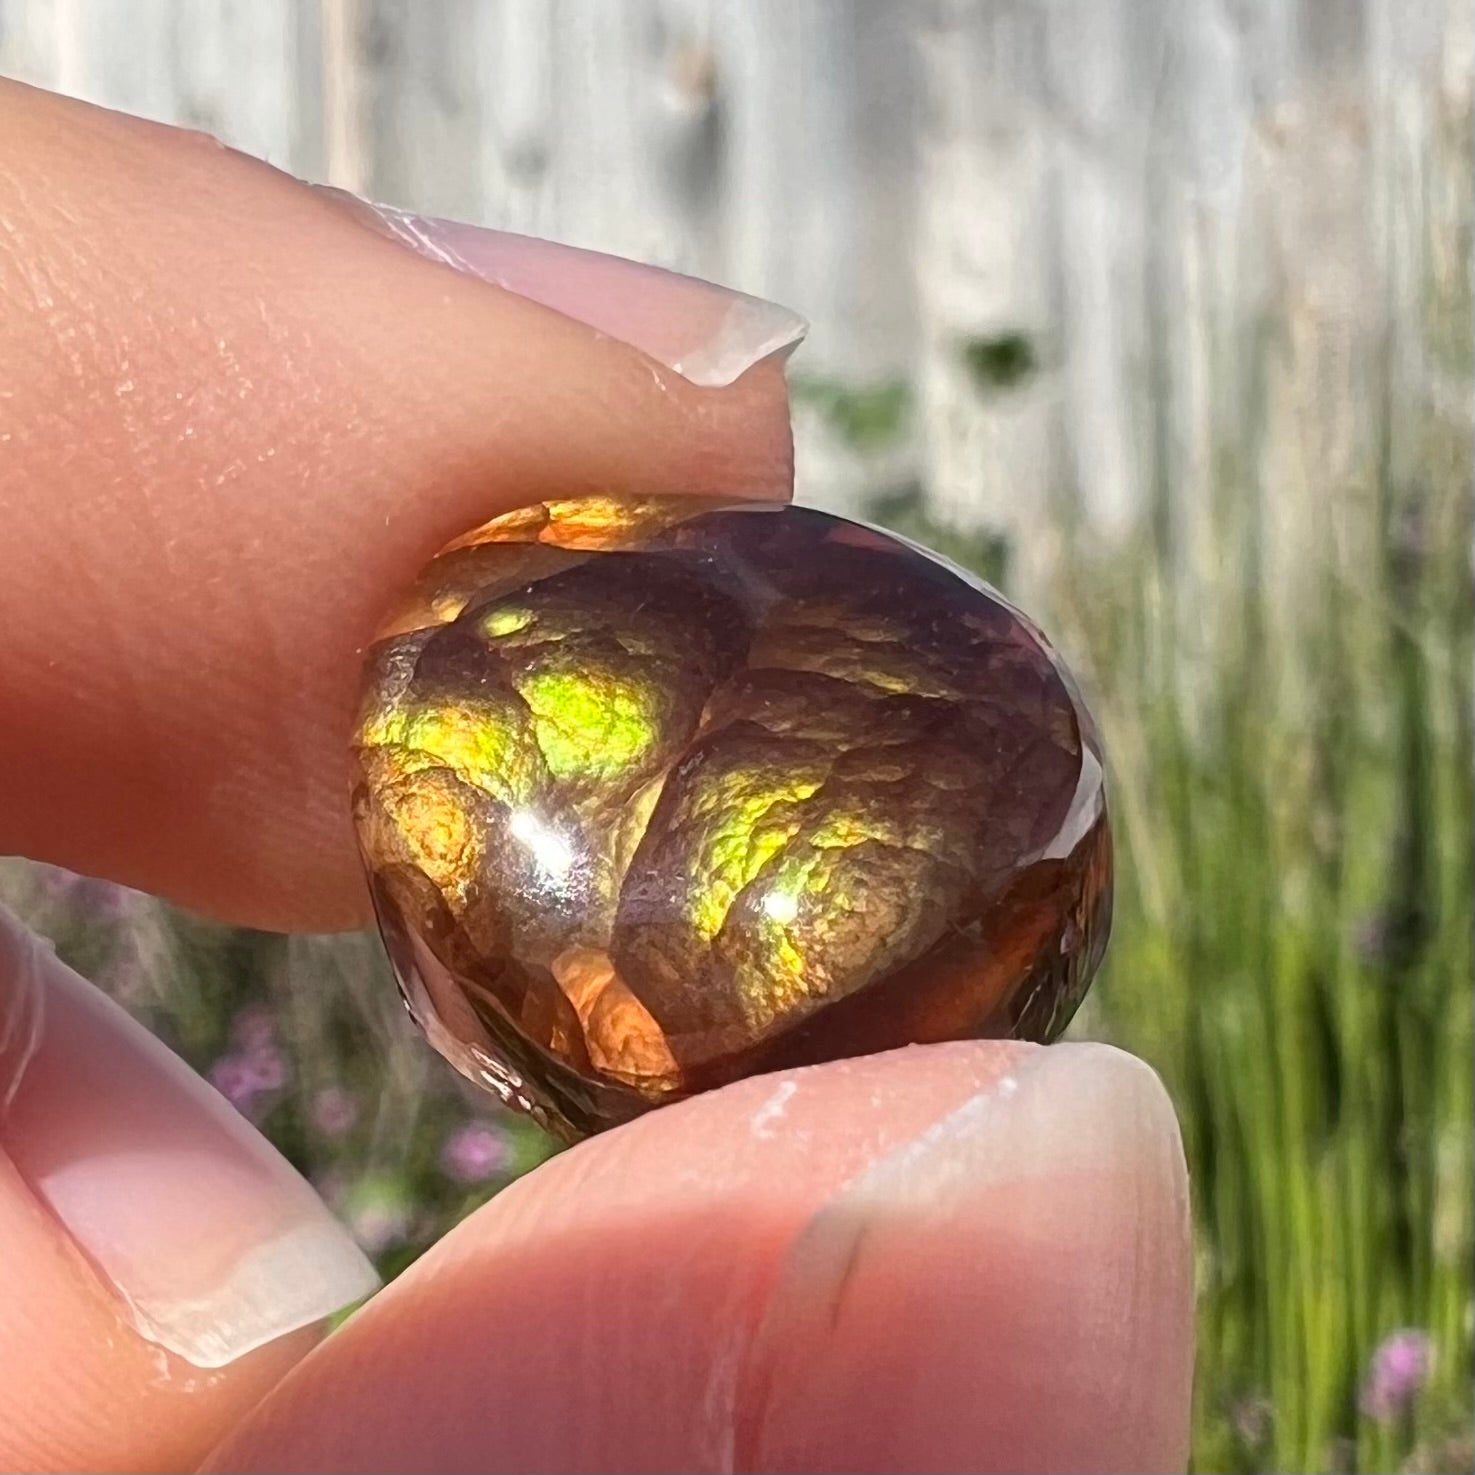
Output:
351,496,1111,1138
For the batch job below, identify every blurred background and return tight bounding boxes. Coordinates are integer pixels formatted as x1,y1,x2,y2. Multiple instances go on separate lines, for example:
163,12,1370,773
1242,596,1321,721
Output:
0,2,1470,1470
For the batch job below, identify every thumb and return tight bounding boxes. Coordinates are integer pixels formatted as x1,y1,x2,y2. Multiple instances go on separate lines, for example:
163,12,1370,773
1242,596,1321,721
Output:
206,1041,1194,1474
0,80,802,932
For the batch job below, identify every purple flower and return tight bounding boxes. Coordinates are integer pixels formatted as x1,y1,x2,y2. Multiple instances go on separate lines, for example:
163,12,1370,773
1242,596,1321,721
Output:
310,1086,360,1138
440,1121,512,1184
209,1055,263,1114
208,1043,290,1120
246,1046,288,1092
1360,1328,1433,1422
208,1007,289,1119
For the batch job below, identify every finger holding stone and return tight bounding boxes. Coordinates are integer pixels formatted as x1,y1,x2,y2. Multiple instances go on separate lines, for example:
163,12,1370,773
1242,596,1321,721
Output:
208,1040,1193,1474
0,905,378,1473
0,79,802,933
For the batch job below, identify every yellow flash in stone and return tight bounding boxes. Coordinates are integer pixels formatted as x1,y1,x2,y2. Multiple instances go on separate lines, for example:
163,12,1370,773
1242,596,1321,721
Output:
359,702,540,808
514,668,662,781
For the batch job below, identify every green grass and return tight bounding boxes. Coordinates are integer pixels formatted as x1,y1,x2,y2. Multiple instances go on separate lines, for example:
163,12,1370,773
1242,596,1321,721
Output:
789,139,1473,1461
885,460,1471,1472
860,307,1473,1471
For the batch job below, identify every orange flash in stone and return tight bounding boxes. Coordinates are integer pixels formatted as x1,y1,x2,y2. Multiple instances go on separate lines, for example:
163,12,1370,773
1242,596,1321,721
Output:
351,497,1111,1138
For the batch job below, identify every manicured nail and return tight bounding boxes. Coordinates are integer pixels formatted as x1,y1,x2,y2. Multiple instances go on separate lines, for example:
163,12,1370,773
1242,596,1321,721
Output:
0,906,379,1368
319,188,808,388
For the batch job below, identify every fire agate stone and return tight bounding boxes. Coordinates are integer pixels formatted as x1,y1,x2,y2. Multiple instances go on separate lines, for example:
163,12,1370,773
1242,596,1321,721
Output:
352,497,1111,1138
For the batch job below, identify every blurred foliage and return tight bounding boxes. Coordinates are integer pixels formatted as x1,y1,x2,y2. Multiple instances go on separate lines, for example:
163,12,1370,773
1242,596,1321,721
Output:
790,372,913,451
878,459,1473,1473
959,330,1040,393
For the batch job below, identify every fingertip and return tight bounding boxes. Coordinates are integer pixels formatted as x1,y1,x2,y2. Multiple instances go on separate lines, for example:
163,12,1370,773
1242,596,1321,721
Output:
0,85,795,929
209,1043,1191,1473
747,1042,1193,1473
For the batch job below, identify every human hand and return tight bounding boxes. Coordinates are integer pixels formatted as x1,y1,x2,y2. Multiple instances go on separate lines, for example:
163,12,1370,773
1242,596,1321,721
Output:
0,81,1192,1473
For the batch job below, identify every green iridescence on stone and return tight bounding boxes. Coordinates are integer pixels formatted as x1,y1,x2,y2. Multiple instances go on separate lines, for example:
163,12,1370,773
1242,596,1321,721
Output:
352,496,1112,1139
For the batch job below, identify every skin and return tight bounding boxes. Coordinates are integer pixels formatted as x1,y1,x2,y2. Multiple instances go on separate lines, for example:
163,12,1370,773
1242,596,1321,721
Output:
0,80,1194,1473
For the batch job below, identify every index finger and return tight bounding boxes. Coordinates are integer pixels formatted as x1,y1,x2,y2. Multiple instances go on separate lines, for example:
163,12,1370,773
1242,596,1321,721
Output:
0,82,798,932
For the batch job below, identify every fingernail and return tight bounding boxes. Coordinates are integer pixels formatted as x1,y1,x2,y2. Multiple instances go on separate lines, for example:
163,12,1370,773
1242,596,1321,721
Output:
319,187,808,388
0,905,379,1368
835,1040,1189,1207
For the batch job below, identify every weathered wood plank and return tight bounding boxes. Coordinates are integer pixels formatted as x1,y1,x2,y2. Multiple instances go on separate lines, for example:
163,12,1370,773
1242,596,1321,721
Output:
0,0,1465,546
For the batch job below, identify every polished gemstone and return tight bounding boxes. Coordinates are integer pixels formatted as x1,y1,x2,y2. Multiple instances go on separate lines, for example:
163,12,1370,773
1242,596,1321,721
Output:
352,497,1111,1138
